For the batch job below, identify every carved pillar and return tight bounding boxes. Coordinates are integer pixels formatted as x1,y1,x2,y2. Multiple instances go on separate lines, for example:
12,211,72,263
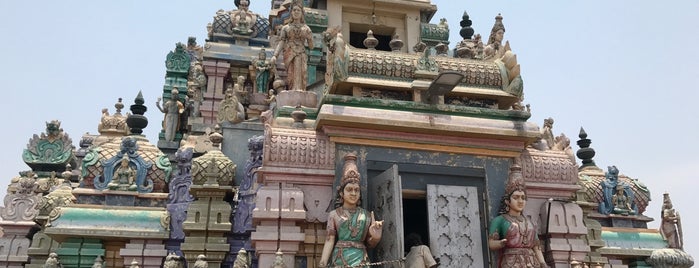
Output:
519,148,586,267
181,137,235,268
251,184,306,268
251,126,335,267
119,240,167,268
26,231,60,268
0,174,42,268
201,60,231,124
540,201,590,267
0,222,35,267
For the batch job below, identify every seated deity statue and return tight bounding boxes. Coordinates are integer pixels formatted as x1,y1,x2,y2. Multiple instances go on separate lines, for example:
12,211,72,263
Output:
612,185,636,215
217,85,245,124
108,156,137,191
230,0,256,35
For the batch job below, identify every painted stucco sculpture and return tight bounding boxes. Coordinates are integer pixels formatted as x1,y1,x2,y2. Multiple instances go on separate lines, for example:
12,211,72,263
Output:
488,163,547,268
319,154,383,268
22,120,75,172
271,1,313,91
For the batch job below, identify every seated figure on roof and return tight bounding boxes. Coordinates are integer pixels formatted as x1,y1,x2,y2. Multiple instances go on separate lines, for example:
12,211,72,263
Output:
599,166,637,215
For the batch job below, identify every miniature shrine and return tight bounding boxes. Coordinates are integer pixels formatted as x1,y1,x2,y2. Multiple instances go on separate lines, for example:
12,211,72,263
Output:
0,0,693,267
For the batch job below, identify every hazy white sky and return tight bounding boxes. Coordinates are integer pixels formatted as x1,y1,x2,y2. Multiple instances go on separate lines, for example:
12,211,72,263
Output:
1,0,697,259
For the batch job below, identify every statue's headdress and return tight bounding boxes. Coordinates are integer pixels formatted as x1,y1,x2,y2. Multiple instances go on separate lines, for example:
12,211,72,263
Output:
504,163,526,195
487,13,505,45
341,153,360,185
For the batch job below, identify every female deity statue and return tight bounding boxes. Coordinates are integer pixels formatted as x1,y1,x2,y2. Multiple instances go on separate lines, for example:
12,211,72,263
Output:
156,88,184,142
488,164,547,268
319,154,383,268
252,49,272,93
270,2,314,91
484,14,505,60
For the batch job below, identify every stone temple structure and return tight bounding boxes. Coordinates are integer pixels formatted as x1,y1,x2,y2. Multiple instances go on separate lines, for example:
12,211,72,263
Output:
0,1,692,268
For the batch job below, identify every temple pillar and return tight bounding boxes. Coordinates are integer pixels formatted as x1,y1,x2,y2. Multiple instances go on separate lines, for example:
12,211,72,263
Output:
250,184,305,268
519,147,587,266
201,60,231,124
26,231,60,268
0,222,35,268
119,240,167,268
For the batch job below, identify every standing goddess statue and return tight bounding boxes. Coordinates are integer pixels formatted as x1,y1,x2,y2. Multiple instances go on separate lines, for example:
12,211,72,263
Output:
488,164,547,268
319,154,383,268
271,2,314,91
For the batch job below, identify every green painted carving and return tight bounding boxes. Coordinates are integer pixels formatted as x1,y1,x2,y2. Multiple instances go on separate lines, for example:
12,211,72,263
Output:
80,147,101,183
322,94,531,121
416,49,439,73
304,8,328,33
156,154,173,183
22,120,74,167
166,43,191,77
420,22,449,45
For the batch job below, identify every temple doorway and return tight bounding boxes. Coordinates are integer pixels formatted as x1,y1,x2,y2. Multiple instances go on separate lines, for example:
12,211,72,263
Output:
366,161,489,268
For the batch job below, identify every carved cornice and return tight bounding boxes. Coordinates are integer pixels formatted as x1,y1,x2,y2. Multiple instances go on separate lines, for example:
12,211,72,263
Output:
520,148,578,185
263,125,335,170
345,48,504,88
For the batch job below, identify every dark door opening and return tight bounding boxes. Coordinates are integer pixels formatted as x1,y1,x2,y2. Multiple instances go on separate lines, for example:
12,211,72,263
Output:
402,198,429,253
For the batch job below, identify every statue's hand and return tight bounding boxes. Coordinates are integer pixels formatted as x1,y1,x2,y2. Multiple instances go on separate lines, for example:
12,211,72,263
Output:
270,55,277,63
369,211,383,237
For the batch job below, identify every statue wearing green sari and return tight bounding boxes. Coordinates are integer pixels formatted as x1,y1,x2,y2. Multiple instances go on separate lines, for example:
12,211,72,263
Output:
319,154,383,268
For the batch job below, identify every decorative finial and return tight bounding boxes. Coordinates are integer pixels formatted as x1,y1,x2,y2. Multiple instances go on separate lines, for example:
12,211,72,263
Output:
115,98,124,115
389,34,404,52
290,105,307,129
435,42,448,56
61,163,73,181
576,127,597,169
363,30,379,50
126,91,148,135
210,124,223,148
459,11,474,40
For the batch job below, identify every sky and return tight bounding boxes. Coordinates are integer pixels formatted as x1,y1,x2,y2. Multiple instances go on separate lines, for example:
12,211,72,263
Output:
1,0,698,261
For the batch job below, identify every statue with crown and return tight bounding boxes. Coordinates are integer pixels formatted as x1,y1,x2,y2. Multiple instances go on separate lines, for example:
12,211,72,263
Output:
488,163,548,268
318,153,384,267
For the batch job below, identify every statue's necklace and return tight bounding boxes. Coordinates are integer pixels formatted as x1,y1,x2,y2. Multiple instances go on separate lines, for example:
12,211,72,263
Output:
506,214,529,245
342,207,361,237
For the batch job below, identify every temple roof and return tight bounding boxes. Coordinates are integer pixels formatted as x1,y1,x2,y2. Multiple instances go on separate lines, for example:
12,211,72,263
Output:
44,206,168,242
599,227,667,256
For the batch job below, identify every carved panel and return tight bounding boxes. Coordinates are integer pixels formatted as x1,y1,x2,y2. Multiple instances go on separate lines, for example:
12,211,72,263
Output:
427,185,484,268
435,58,503,87
520,149,578,184
369,165,403,267
264,126,335,169
359,88,412,101
348,49,417,79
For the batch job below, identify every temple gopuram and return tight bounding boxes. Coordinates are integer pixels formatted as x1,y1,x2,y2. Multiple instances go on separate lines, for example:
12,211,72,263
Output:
0,0,693,268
